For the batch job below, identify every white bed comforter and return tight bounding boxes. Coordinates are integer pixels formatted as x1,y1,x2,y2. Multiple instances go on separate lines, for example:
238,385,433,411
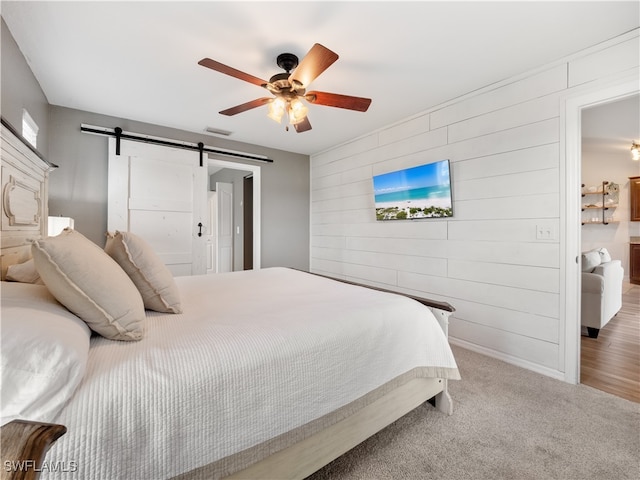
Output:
44,267,459,479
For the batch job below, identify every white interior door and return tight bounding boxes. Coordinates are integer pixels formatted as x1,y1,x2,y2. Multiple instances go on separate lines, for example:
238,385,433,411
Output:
216,182,233,273
206,191,217,274
108,138,207,276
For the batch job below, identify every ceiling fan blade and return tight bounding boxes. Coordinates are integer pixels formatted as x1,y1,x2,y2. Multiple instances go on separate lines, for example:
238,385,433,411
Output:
289,44,339,89
198,58,268,87
219,97,272,116
305,91,372,112
294,116,312,133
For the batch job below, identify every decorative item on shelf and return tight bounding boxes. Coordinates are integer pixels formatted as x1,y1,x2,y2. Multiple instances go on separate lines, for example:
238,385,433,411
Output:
605,181,620,202
580,181,619,225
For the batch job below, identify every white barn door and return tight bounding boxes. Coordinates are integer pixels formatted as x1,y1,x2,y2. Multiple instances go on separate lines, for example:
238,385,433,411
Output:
108,138,207,276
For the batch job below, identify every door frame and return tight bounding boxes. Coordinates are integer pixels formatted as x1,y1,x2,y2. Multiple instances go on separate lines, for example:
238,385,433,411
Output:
561,72,639,384
208,156,261,269
243,175,254,270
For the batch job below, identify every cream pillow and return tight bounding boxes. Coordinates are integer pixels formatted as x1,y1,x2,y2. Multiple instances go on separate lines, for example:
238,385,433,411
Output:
104,231,183,313
597,247,612,263
31,228,145,341
6,258,43,284
581,250,601,273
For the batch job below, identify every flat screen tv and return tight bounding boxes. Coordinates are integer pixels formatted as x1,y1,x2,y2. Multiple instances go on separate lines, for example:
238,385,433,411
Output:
373,159,453,220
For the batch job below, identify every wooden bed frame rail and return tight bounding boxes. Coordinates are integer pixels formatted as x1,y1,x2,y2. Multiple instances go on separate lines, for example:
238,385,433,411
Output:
223,377,446,480
0,420,66,480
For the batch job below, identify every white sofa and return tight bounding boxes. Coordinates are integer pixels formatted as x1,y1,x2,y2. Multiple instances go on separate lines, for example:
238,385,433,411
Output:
581,248,624,338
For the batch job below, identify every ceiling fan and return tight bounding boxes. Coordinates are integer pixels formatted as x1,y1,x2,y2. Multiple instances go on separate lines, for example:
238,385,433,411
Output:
198,43,371,133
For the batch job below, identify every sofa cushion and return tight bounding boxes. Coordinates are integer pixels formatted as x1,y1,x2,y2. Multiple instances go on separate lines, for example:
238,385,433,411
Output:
581,271,604,294
581,250,601,272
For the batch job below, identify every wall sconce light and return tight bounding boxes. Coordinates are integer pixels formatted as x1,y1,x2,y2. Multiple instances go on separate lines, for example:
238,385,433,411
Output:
631,142,640,161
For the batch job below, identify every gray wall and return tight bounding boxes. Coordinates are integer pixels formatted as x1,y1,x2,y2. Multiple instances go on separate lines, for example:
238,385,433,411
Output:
47,106,310,270
1,18,50,157
2,18,310,270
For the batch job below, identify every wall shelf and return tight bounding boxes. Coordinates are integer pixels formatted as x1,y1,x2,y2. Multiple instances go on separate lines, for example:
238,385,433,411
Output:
582,220,620,225
581,181,618,225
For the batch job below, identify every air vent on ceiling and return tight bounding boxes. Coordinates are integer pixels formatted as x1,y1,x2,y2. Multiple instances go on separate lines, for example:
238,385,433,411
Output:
205,127,232,137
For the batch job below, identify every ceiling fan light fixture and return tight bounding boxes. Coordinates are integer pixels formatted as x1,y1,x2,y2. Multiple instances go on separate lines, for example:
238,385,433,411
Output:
267,97,286,123
288,98,308,125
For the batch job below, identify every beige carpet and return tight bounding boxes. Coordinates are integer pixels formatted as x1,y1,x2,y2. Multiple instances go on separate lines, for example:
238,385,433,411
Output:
307,345,640,480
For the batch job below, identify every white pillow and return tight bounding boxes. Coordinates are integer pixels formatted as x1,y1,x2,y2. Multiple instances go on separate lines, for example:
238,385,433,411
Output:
5,258,43,284
105,231,182,313
581,250,601,273
31,228,146,341
596,247,612,263
0,282,91,426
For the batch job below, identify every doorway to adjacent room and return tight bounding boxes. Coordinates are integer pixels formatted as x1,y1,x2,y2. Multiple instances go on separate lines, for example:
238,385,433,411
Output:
208,157,261,272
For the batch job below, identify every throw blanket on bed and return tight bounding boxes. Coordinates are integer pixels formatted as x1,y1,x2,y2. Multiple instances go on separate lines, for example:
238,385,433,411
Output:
44,267,459,479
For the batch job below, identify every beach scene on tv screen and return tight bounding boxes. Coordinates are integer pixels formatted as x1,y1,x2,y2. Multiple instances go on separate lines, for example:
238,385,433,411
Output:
374,160,452,220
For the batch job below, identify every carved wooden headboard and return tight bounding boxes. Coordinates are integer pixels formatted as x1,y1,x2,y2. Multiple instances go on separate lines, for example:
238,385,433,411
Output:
1,118,57,279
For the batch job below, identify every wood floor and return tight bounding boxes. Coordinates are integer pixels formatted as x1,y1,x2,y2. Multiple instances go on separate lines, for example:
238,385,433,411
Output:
580,283,640,403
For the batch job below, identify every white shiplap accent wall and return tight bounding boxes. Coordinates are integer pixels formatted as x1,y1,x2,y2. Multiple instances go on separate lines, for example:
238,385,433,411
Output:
310,30,639,378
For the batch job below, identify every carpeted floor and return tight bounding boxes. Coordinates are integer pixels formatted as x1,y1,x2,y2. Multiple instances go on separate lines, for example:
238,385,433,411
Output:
307,345,640,480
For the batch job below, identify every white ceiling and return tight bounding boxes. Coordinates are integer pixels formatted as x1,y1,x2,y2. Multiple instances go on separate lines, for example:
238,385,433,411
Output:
582,94,640,155
2,1,638,156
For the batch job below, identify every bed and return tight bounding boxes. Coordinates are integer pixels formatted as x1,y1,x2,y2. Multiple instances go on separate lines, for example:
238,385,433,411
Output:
0,118,460,480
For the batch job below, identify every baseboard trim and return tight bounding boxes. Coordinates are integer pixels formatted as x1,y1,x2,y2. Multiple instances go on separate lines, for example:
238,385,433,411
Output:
449,337,566,382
